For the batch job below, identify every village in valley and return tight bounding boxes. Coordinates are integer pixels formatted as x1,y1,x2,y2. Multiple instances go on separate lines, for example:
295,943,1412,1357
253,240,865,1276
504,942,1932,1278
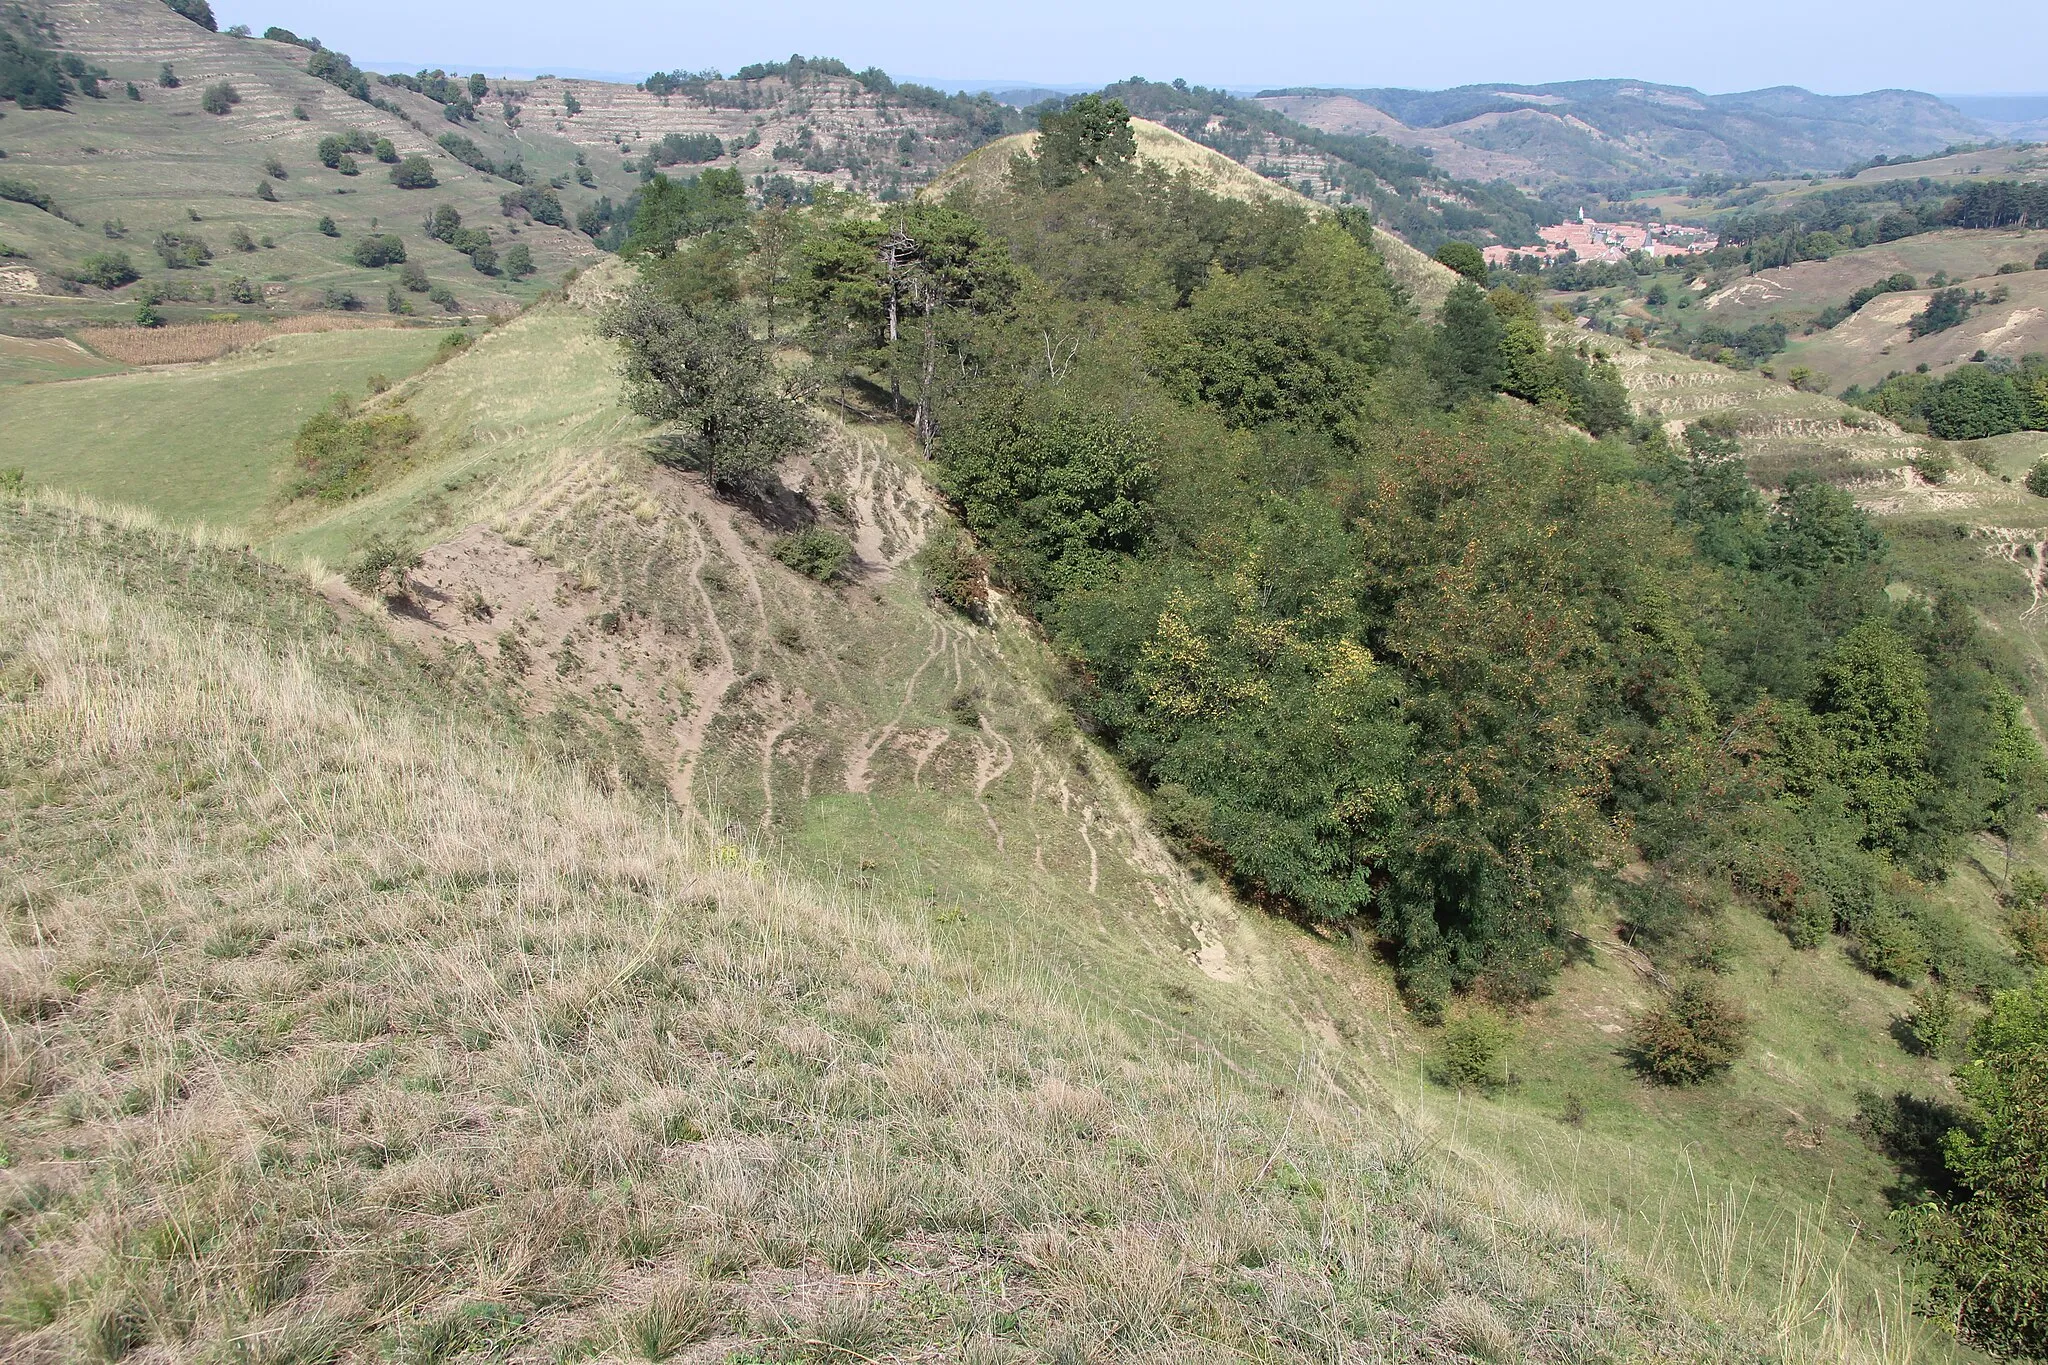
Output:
1485,209,1718,266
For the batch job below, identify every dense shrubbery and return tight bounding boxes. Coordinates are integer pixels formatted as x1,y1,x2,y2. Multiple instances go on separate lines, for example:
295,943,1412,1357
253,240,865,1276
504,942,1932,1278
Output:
306,47,369,102
289,396,423,501
152,231,211,269
161,0,215,29
772,527,854,582
351,234,406,267
1846,359,2048,440
1,16,72,108
390,156,438,189
589,94,2046,1020
1631,976,1750,1082
1813,273,1916,330
1905,976,2048,1360
644,132,725,168
70,250,135,288
437,133,495,175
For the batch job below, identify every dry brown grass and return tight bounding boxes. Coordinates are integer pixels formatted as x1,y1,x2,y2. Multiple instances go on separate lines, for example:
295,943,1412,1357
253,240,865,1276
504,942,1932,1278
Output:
0,497,1935,1363
76,315,410,366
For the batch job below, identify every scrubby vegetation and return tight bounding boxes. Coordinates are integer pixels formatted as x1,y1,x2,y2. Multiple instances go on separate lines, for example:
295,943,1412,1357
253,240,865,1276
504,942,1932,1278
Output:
287,394,424,500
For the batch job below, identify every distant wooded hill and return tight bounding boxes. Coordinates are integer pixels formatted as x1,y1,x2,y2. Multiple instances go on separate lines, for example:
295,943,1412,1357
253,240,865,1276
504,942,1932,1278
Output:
1258,80,1994,191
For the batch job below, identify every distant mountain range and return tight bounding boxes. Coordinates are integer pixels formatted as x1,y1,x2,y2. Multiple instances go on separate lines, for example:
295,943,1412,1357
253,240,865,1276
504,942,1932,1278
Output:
1255,80,2001,189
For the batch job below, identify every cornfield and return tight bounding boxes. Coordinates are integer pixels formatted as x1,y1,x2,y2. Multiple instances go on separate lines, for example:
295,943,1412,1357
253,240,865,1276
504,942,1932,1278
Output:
76,314,408,365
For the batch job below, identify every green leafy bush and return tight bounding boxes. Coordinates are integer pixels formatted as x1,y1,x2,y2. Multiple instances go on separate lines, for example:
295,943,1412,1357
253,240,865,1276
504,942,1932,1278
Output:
342,532,423,599
1906,976,2048,1360
151,232,211,269
501,242,533,279
1630,976,1749,1084
772,528,854,583
351,234,406,267
1433,240,1487,282
914,526,990,620
72,250,136,288
0,178,54,212
390,156,438,189
436,133,494,175
1432,1009,1516,1092
289,397,423,502
161,0,215,30
199,81,239,114
316,215,339,237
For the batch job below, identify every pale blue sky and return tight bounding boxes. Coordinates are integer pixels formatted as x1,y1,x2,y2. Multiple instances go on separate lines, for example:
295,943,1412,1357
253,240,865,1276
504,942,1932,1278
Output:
225,0,2045,97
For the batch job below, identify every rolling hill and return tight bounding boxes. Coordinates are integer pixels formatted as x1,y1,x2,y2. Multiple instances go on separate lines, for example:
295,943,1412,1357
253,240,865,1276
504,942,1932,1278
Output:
1262,80,1992,192
5,15,2045,1361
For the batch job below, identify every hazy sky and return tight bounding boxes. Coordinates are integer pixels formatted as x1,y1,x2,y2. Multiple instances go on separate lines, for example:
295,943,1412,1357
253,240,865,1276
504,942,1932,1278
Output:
224,0,2046,96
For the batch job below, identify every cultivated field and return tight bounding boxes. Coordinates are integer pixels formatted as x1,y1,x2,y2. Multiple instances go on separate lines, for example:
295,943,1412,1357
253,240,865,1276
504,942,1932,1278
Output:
0,325,447,526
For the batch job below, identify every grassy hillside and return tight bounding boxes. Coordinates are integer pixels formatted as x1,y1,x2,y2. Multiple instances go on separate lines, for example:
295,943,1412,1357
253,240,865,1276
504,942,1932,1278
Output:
1,267,2003,1358
19,493,1732,1364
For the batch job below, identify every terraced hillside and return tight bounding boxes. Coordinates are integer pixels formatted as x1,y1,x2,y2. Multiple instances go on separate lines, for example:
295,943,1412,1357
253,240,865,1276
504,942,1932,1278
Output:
493,68,1023,200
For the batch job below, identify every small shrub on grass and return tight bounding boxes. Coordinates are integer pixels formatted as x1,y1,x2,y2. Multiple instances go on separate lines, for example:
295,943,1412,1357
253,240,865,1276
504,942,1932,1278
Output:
134,300,163,327
1905,980,1965,1058
157,63,178,89
263,155,287,179
291,397,422,501
433,330,472,364
255,179,276,201
914,525,989,620
199,81,239,115
342,532,423,600
373,138,398,163
321,287,362,311
400,261,429,292
502,242,533,279
428,284,459,312
351,233,406,267
228,225,255,252
1431,1008,1515,1093
152,231,210,269
1630,975,1749,1084
390,155,438,189
224,275,255,304
772,528,853,583
73,250,136,288
316,215,338,237
0,468,25,498
386,285,411,315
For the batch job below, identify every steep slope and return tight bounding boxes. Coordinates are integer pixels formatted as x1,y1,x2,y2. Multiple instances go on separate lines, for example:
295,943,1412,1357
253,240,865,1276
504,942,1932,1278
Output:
923,119,1457,315
6,493,1785,1364
0,270,1985,1361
